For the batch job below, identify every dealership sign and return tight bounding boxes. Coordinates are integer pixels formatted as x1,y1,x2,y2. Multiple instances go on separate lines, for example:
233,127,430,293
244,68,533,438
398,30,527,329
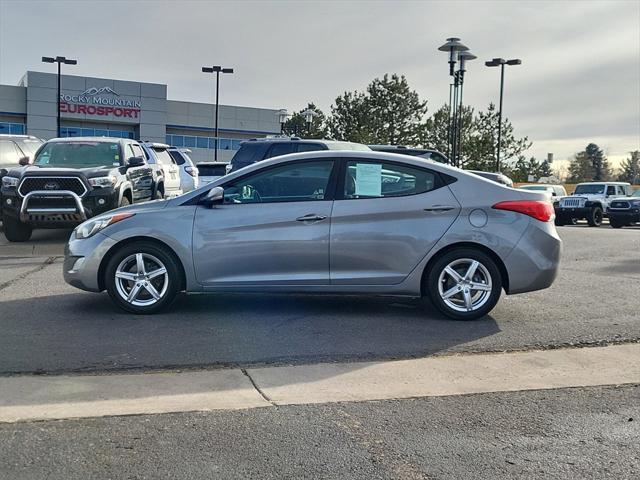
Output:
59,86,141,119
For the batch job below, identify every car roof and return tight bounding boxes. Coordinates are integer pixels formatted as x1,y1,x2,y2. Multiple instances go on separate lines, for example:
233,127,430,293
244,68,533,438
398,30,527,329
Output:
44,136,130,144
576,181,630,186
142,141,170,149
242,137,367,147
0,134,42,140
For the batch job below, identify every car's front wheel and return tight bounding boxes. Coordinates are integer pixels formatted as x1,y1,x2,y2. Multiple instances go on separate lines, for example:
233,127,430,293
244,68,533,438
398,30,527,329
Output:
587,206,603,227
3,216,33,242
425,248,502,321
105,241,182,314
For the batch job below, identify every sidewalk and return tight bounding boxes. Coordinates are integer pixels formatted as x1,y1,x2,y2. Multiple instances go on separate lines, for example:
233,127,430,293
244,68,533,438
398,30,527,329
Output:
1,343,638,423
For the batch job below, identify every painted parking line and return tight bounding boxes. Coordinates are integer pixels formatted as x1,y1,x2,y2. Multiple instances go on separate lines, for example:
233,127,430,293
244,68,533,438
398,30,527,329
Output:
0,344,638,423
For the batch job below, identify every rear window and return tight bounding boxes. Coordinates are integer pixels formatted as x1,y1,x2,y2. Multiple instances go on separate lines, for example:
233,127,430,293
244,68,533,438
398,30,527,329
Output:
33,141,121,168
198,164,227,176
153,148,175,166
326,142,370,151
168,150,186,165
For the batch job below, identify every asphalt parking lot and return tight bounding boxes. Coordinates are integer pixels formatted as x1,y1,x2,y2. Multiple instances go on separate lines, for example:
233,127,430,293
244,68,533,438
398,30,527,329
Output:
0,223,638,375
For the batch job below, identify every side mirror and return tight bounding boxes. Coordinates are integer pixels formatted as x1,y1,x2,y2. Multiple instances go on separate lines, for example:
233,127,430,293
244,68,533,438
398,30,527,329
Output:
203,186,224,207
127,156,146,167
18,156,29,166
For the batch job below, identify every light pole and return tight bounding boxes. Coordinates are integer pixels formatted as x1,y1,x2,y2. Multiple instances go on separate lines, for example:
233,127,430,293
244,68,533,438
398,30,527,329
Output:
42,56,77,137
202,65,234,162
277,109,290,135
485,57,521,171
455,50,477,167
438,38,468,166
300,108,318,136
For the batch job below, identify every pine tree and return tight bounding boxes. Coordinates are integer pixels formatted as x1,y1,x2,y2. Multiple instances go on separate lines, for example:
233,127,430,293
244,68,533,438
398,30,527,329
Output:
567,150,594,183
282,103,329,139
585,143,611,181
617,151,640,184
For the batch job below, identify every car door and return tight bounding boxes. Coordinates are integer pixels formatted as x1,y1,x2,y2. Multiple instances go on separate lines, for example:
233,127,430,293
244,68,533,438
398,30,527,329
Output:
192,158,337,287
330,158,460,285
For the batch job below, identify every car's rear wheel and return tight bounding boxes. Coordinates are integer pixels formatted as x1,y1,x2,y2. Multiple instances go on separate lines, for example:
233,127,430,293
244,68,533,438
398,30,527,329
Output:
554,216,566,226
3,216,32,242
425,248,502,321
587,206,603,227
105,241,181,314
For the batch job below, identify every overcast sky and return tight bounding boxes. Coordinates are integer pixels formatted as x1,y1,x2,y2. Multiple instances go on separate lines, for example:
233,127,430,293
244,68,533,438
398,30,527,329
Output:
1,0,638,167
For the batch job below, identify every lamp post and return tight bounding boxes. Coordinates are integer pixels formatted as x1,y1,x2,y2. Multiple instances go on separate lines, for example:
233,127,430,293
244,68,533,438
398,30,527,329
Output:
455,50,477,166
300,108,318,136
202,65,234,162
438,38,468,166
41,56,77,138
485,57,521,171
277,109,289,135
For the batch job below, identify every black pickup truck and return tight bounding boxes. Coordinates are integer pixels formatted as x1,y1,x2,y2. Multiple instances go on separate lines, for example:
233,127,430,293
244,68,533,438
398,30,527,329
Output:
1,137,161,242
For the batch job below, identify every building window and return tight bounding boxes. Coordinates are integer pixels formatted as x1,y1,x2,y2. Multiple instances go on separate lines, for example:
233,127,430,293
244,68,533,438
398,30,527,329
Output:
60,127,134,139
0,122,26,135
165,133,243,151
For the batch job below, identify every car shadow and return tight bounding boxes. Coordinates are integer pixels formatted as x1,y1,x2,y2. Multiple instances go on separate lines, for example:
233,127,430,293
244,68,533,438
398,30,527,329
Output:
0,291,500,380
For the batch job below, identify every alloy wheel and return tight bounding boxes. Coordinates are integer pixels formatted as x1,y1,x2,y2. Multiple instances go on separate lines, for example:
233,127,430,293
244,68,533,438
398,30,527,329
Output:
114,253,169,307
437,258,493,313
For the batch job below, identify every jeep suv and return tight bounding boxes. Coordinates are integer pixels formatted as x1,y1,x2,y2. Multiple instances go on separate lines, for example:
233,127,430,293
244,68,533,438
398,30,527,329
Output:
228,137,370,173
555,182,632,227
1,137,157,242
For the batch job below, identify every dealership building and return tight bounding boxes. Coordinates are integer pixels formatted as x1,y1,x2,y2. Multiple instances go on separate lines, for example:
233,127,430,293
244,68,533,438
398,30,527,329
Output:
0,71,282,162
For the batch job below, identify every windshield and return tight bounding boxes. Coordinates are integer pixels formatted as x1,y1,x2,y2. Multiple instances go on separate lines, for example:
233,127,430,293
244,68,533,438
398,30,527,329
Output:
573,184,605,195
34,141,122,168
633,190,640,197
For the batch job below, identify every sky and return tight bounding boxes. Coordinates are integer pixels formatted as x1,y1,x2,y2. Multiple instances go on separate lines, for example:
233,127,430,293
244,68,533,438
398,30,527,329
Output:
0,0,638,169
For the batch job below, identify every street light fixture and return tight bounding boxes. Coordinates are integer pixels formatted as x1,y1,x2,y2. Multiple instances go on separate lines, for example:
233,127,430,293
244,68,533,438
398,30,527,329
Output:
300,108,318,136
438,37,469,166
277,109,290,134
455,50,477,165
202,65,234,162
42,55,77,137
485,57,522,171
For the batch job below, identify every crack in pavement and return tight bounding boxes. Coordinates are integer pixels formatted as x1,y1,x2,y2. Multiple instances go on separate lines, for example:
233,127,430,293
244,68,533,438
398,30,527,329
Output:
0,257,59,292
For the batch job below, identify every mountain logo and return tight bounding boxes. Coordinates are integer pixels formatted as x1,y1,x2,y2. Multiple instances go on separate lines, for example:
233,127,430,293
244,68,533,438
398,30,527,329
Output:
80,87,119,96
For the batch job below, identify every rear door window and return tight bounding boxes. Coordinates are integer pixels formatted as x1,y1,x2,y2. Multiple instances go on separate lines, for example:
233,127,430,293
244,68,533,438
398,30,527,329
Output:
153,149,176,166
168,150,186,165
343,160,439,199
0,140,22,165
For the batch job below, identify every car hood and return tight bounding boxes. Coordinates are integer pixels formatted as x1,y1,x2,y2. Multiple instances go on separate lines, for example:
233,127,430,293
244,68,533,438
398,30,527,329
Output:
5,165,117,179
108,199,170,216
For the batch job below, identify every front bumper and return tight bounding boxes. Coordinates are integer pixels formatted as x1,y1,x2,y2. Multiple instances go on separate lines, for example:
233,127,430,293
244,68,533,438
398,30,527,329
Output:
608,209,640,223
1,187,119,227
555,206,591,218
63,231,117,292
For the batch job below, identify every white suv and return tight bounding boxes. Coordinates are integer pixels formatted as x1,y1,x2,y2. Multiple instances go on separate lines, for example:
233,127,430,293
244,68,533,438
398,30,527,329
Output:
555,182,632,227
142,142,183,199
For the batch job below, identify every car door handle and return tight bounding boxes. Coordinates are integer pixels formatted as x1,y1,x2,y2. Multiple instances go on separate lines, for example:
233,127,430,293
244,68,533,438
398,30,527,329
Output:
296,214,327,222
424,205,456,212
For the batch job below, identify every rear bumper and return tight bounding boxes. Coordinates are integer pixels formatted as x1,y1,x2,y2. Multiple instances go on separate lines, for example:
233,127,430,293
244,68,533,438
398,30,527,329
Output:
503,220,562,294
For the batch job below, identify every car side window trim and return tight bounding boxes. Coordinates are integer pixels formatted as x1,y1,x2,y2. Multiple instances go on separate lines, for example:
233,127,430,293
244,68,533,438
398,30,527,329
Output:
333,157,449,201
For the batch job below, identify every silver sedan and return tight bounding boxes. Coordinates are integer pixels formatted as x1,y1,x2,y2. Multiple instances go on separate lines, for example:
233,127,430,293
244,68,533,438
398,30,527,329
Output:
63,151,561,320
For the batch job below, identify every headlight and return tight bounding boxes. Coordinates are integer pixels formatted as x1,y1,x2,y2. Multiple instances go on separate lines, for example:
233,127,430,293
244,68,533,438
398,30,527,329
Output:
88,176,117,188
75,212,135,239
2,176,18,188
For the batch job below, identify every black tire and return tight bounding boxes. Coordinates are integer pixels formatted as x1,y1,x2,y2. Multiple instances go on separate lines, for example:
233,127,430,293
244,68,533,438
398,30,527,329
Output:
554,217,566,227
104,241,182,314
3,216,33,242
119,195,131,208
587,206,603,227
609,218,624,229
425,248,502,321
154,184,164,200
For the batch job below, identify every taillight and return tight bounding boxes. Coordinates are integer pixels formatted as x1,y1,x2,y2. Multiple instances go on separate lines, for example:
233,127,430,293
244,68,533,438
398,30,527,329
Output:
185,166,198,177
492,200,555,222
